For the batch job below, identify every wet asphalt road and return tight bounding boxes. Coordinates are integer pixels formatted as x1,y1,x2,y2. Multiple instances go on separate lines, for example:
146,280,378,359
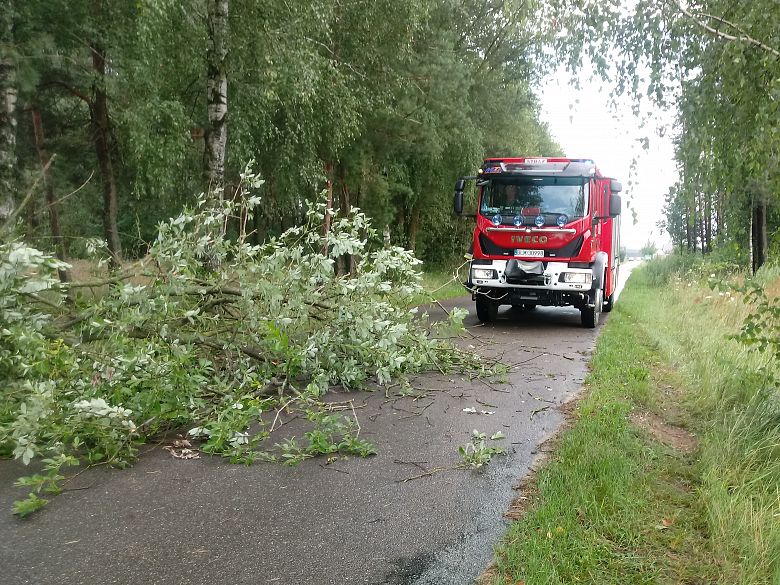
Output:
0,264,637,585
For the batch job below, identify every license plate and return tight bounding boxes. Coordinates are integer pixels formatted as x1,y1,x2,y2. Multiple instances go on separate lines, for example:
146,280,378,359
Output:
515,249,544,257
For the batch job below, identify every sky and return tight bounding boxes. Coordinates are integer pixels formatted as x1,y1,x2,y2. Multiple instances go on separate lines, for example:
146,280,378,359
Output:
537,69,678,251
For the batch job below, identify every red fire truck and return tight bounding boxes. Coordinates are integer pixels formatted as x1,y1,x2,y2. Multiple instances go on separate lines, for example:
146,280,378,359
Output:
453,157,622,328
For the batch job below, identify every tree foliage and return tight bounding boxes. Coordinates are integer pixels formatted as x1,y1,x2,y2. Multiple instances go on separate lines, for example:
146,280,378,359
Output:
2,0,561,268
0,170,494,514
547,0,780,268
639,240,657,258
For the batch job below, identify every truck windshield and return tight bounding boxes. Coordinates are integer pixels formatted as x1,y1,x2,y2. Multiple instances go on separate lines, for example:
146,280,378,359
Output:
480,177,589,224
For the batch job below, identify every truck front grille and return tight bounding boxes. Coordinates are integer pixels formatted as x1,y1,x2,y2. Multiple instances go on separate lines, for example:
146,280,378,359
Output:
478,234,584,258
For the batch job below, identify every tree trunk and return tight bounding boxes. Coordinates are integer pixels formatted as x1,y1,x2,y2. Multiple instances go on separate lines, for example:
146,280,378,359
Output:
205,0,228,195
0,2,17,213
90,4,122,266
751,196,768,274
31,107,70,283
407,202,421,252
704,191,712,253
336,165,354,275
25,180,38,232
715,190,722,242
685,198,695,252
697,191,705,254
323,161,333,233
252,196,262,246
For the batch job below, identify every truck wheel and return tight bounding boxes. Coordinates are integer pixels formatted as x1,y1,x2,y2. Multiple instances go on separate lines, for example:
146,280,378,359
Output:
581,289,603,328
603,293,614,313
476,296,499,322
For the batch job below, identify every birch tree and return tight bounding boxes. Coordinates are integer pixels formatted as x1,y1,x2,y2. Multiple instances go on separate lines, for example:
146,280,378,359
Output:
205,0,228,194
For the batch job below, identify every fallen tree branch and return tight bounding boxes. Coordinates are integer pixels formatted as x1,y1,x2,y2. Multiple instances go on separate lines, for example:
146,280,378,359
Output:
67,271,142,289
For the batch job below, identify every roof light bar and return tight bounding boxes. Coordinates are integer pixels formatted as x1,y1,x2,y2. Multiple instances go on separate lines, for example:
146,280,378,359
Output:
482,157,595,164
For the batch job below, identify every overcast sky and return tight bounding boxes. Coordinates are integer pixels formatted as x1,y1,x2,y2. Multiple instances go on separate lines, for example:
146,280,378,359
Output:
537,69,678,251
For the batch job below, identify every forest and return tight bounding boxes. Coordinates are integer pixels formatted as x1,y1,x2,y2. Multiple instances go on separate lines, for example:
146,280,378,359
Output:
0,0,562,271
2,1,779,272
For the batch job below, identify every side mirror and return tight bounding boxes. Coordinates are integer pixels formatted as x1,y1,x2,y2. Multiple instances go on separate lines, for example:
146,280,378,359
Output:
610,179,622,193
453,179,465,215
609,194,622,217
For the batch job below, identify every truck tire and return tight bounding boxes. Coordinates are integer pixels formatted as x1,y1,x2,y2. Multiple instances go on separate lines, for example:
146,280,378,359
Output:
581,288,603,328
476,296,499,323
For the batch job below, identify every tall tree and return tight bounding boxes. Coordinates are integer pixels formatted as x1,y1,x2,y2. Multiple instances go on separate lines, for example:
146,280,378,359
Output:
30,106,70,282
205,0,228,194
90,0,122,265
17,0,126,264
0,1,17,207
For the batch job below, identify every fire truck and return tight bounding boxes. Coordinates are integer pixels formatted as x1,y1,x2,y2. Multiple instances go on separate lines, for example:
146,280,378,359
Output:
453,157,622,328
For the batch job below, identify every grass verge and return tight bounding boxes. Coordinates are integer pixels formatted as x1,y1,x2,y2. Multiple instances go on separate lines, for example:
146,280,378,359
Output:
484,259,780,585
420,267,469,302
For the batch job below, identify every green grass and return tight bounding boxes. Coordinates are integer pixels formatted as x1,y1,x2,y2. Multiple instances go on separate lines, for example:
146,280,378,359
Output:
486,259,780,585
420,268,469,302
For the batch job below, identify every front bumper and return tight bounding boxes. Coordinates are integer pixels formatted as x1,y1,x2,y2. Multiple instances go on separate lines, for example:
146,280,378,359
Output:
468,260,595,307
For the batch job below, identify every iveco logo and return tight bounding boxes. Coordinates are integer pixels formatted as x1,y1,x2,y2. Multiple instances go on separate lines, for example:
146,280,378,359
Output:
511,235,548,244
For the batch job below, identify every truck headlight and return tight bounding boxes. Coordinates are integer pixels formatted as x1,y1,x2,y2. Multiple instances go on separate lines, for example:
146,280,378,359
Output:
472,268,497,279
562,272,592,284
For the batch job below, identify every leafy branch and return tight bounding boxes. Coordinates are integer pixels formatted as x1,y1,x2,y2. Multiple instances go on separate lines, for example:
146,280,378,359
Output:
669,0,780,58
0,166,491,516
458,429,506,469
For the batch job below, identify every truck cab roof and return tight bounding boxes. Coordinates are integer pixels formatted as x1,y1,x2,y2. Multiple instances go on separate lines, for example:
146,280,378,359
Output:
481,157,599,178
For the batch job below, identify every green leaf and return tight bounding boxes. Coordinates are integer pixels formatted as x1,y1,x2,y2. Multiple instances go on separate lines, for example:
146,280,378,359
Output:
12,493,49,518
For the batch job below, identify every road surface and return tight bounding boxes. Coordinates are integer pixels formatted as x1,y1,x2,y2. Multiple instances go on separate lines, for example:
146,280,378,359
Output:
0,264,638,585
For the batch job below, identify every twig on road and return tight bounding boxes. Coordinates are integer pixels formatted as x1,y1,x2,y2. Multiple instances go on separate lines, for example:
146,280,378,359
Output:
476,398,497,408
475,377,510,393
396,464,461,483
530,405,552,419
319,464,350,474
528,393,556,404
350,400,361,438
508,353,544,368
399,400,434,419
393,458,428,471
63,484,94,492
270,397,299,433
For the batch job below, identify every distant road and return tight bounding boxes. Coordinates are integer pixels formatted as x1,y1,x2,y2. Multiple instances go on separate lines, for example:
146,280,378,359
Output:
616,259,641,299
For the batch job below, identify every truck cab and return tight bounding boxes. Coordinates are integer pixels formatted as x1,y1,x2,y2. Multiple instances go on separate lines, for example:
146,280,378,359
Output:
454,157,622,327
